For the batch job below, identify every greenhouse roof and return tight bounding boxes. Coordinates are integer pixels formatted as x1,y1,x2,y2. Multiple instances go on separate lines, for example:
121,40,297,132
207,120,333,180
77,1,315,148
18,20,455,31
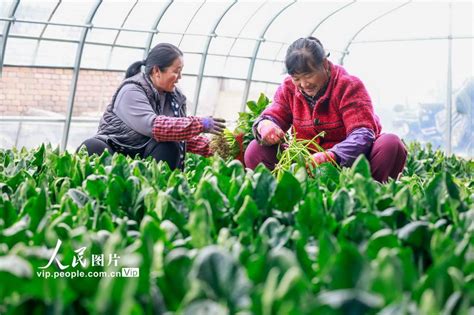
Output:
0,1,472,153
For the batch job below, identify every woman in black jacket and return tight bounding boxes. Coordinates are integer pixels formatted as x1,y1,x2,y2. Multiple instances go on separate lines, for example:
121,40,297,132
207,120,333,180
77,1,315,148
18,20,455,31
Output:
79,43,225,170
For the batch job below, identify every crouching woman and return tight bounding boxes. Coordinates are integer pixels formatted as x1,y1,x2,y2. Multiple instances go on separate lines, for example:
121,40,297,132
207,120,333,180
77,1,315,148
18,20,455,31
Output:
79,43,225,170
244,37,407,182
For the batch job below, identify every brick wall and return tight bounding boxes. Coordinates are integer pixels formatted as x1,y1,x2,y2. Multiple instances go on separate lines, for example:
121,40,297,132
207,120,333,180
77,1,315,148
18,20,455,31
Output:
0,66,124,116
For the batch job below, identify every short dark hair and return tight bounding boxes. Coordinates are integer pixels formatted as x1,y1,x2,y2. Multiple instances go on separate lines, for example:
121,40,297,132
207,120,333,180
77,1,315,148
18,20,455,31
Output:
125,43,183,79
285,37,327,75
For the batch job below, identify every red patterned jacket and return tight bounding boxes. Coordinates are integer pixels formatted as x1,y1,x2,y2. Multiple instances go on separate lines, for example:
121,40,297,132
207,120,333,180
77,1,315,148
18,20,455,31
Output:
260,61,382,151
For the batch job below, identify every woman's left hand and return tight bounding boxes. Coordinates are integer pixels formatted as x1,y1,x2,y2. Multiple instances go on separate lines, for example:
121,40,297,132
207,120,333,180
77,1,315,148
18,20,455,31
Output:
312,151,336,165
202,117,226,135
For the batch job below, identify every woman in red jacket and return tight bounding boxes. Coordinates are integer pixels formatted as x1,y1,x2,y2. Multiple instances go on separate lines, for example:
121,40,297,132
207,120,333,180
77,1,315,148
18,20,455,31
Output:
244,37,407,182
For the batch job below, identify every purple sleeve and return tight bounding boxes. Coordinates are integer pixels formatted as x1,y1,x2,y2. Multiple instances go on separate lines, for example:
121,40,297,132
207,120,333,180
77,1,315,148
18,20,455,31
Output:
328,127,375,167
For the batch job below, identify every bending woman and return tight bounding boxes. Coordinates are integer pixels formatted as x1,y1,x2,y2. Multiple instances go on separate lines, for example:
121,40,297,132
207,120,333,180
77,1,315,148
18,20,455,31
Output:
79,43,224,170
244,37,407,182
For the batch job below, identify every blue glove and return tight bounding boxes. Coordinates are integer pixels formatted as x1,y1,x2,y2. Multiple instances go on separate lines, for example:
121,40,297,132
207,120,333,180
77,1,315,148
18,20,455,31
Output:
202,117,215,132
201,117,226,135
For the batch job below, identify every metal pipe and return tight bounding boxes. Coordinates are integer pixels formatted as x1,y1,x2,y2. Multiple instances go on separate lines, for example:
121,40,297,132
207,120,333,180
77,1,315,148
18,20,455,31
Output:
3,34,291,64
0,17,89,29
226,1,267,57
308,1,356,36
241,0,296,111
178,0,206,47
10,32,474,49
352,35,473,44
446,2,453,155
340,1,412,65
0,63,282,85
8,34,151,51
193,0,237,115
0,16,209,36
0,16,291,44
0,0,20,76
267,1,355,67
143,0,172,58
33,0,62,65
106,0,139,69
61,0,102,151
4,33,287,51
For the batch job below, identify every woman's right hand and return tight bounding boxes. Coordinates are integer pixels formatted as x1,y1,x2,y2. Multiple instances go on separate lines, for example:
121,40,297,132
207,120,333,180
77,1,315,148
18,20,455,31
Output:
257,120,285,145
202,117,226,135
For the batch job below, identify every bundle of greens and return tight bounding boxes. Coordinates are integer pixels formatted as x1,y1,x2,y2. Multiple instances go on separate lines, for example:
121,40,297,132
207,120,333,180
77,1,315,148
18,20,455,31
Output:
209,128,241,161
272,131,341,180
210,93,270,164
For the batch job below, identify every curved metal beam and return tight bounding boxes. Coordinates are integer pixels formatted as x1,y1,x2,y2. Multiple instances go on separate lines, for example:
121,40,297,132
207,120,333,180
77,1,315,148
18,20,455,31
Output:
106,0,139,69
192,0,237,115
267,1,355,71
61,0,103,151
0,15,293,43
446,2,453,155
352,35,474,44
178,0,206,47
340,1,411,65
0,0,20,76
39,1,63,37
33,0,63,65
271,43,286,63
226,1,268,57
143,0,173,59
241,0,296,111
111,0,139,47
308,1,356,36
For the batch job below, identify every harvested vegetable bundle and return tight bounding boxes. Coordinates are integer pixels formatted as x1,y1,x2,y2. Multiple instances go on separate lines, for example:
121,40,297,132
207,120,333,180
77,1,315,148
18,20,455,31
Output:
234,93,271,149
209,129,241,161
210,93,270,165
273,131,341,180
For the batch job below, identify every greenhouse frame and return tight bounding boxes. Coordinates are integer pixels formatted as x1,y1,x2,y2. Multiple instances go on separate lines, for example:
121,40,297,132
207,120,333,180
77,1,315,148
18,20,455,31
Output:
0,1,473,314
0,0,472,155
